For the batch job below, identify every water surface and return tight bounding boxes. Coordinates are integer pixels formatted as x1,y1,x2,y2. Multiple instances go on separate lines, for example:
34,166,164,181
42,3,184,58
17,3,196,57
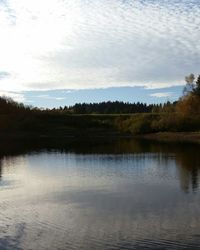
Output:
0,139,200,249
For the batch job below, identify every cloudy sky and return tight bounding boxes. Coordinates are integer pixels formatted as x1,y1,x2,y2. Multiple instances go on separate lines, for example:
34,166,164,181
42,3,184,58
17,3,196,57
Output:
0,0,200,107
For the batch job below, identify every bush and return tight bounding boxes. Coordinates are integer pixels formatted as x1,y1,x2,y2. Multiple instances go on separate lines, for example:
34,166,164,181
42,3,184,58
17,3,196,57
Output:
117,114,155,134
176,94,200,116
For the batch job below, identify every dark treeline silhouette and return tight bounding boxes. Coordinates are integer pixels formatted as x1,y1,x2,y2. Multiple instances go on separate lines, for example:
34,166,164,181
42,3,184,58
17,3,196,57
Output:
0,74,200,137
0,96,31,114
50,101,174,114
66,101,154,114
0,95,177,115
0,96,176,137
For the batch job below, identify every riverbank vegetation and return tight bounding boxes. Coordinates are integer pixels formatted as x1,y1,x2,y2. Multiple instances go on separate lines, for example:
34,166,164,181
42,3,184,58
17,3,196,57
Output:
0,74,200,138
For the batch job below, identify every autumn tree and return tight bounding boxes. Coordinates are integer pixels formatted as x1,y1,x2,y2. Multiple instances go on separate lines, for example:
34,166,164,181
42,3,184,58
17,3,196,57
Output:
177,74,200,115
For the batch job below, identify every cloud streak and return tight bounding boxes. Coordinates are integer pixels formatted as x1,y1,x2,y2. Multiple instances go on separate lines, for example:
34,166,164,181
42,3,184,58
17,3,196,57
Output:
0,0,200,92
150,92,172,98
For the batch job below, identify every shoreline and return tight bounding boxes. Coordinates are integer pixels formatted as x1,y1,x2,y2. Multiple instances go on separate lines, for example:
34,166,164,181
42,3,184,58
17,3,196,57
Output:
136,132,200,144
0,132,200,144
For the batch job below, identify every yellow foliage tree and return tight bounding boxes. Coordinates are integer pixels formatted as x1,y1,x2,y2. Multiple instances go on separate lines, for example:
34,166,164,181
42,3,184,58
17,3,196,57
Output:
176,94,200,116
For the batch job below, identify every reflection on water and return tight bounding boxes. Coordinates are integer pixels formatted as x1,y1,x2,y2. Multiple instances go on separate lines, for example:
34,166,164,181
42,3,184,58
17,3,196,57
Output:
0,138,200,249
175,149,200,193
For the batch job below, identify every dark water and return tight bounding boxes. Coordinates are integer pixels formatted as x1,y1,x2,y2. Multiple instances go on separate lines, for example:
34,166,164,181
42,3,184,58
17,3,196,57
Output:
0,138,200,250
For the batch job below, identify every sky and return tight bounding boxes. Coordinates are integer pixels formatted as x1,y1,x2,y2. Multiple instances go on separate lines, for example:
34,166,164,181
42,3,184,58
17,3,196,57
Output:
0,0,200,107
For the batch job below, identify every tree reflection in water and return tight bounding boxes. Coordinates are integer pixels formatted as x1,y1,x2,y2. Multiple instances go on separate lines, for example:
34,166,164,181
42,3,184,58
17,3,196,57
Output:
0,137,199,193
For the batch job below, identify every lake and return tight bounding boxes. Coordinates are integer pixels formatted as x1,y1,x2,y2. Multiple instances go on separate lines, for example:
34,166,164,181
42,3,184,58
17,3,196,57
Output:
0,138,200,250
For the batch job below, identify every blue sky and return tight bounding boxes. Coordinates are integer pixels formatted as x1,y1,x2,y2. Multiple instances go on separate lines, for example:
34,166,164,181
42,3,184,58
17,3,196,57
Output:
0,0,199,107
23,86,183,108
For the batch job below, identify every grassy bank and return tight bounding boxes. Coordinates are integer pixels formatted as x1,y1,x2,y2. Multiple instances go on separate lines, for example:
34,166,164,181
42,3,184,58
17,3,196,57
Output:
1,91,200,142
0,113,129,137
1,112,200,139
116,113,200,134
136,132,200,144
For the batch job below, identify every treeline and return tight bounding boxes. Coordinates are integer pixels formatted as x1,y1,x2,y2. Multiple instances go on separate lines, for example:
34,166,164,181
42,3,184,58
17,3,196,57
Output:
0,96,177,115
0,73,200,136
0,97,31,114
62,102,162,114
0,96,119,136
0,96,176,137
50,101,177,114
117,74,200,134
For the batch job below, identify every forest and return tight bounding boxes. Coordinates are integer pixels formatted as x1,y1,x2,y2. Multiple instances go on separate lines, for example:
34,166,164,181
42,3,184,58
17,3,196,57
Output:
0,74,200,137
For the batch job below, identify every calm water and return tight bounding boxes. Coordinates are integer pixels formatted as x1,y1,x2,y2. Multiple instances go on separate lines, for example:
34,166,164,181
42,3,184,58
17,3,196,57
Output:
0,139,200,250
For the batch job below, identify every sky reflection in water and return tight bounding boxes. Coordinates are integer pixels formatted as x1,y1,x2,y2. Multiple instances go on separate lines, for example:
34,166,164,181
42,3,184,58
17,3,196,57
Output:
0,139,200,250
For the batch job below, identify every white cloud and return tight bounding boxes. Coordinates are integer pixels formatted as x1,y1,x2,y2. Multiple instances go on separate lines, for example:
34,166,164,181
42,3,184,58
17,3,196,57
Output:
35,94,50,98
34,94,65,100
0,0,199,91
65,90,76,94
54,97,65,100
150,92,172,98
